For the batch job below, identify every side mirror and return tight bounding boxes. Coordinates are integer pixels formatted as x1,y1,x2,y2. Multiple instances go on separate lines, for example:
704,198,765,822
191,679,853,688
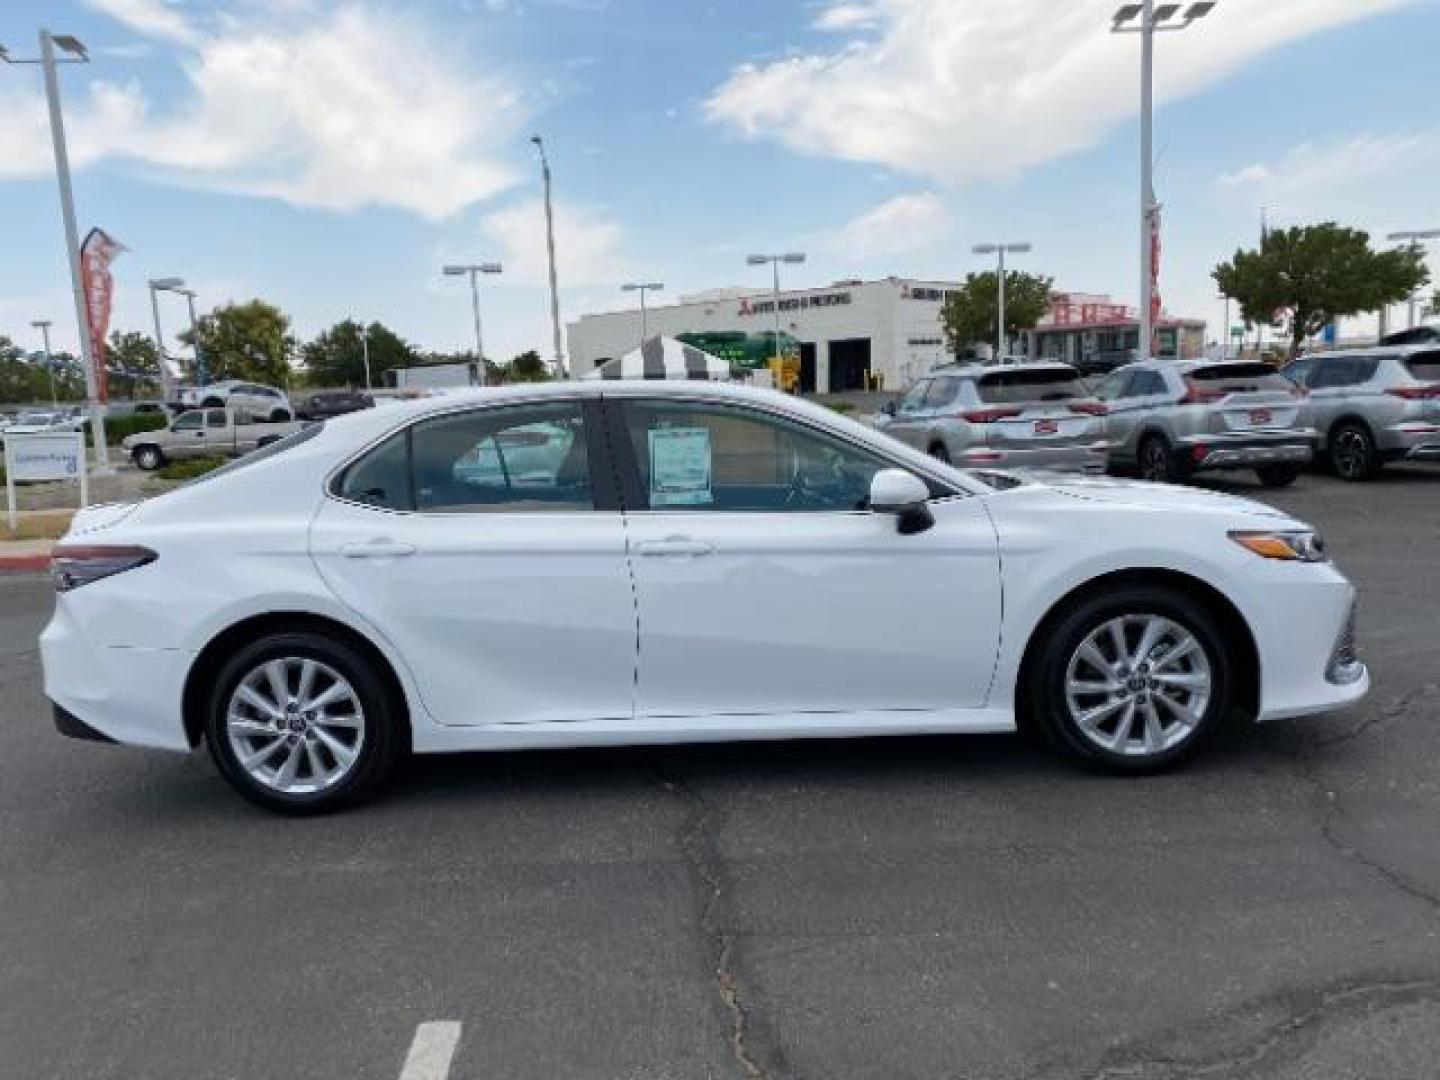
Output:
869,468,934,535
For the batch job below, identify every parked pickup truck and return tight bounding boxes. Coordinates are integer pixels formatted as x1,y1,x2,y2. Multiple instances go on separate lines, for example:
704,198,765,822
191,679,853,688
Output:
122,407,302,470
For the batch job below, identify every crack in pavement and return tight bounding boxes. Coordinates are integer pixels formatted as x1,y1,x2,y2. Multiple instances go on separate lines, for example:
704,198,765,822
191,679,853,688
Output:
647,759,778,1080
1046,976,1440,1080
1312,683,1439,750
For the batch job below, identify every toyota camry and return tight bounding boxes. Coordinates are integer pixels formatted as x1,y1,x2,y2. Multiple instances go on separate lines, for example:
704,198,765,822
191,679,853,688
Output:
41,381,1368,813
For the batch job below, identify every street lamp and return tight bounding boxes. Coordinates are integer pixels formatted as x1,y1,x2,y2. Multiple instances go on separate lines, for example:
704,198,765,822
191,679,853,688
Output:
621,282,664,348
1386,229,1440,330
30,319,58,409
531,136,566,379
1112,1,1216,360
443,263,502,384
746,252,805,377
3,29,111,470
175,288,204,387
148,276,185,398
972,242,1032,360
358,324,372,391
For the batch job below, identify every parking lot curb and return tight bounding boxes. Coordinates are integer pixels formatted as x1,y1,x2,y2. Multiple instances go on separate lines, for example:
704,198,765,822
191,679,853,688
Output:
0,554,52,573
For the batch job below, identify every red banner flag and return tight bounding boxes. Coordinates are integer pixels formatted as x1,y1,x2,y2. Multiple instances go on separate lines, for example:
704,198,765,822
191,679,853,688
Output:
79,227,125,405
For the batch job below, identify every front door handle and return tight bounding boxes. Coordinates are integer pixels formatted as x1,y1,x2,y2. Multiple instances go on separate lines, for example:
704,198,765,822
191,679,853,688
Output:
339,539,417,559
636,536,715,558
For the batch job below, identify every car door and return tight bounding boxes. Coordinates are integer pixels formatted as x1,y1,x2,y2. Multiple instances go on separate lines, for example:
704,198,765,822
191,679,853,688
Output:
881,377,934,449
1306,356,1353,437
1095,370,1142,457
166,410,208,458
310,397,638,727
610,396,1002,719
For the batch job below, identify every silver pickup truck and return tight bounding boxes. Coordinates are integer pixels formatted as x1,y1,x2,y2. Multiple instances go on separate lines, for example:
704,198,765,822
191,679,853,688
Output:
123,407,302,470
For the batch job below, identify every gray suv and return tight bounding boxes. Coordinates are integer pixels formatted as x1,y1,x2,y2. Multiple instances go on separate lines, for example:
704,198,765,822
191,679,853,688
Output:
1281,346,1440,480
876,362,1108,473
1094,360,1317,487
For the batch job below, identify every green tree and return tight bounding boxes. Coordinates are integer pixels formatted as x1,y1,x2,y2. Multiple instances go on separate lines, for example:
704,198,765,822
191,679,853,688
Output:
499,349,549,383
1214,223,1429,357
940,271,1054,357
105,330,162,400
179,300,296,386
300,319,419,388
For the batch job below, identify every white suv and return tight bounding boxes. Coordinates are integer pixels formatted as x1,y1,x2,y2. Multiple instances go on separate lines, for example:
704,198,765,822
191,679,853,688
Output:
181,380,293,422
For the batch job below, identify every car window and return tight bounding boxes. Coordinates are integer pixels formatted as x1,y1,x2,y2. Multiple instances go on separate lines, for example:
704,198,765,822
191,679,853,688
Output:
172,411,203,431
898,379,931,413
1188,363,1291,393
1311,356,1376,389
1282,357,1314,387
1405,351,1440,382
923,377,961,409
622,400,901,513
975,368,1086,404
1092,371,1131,401
411,402,592,513
336,430,411,510
1127,370,1167,396
206,409,229,428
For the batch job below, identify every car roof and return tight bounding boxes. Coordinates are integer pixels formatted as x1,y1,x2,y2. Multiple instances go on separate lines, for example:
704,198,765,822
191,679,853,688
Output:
1302,344,1440,359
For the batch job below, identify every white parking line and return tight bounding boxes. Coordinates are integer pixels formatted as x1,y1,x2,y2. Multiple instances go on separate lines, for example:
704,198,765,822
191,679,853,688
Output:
399,1021,463,1080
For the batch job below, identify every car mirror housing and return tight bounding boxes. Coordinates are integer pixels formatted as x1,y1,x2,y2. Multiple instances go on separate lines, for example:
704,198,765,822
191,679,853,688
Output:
869,469,934,534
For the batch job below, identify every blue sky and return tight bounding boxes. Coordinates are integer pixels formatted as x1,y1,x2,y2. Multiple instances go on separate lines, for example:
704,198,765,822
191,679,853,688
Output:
1,0,1437,366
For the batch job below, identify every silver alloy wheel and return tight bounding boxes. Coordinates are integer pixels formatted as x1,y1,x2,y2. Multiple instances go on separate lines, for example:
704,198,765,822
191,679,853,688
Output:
225,657,365,794
1140,440,1169,482
1063,614,1212,757
1332,429,1369,479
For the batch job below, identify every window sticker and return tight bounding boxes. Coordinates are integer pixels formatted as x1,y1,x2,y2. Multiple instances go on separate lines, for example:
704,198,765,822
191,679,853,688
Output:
648,426,713,506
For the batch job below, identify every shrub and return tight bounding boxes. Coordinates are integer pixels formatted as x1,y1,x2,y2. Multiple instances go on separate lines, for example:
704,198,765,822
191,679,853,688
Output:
156,456,225,481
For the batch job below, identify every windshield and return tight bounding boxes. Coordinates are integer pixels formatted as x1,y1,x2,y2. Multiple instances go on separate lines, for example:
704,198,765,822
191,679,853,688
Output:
975,369,1088,403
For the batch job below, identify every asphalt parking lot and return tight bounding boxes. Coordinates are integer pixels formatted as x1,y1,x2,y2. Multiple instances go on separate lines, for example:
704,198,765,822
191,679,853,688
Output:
2,466,1439,1080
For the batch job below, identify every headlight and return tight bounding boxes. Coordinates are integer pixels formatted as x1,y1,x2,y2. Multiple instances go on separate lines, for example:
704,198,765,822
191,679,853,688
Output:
1229,529,1327,563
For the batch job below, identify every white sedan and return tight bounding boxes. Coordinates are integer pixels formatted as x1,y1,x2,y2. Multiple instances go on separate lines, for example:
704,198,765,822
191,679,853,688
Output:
40,381,1367,813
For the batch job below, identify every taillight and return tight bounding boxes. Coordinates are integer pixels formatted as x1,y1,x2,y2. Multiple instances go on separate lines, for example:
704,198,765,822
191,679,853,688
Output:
51,544,156,592
1180,380,1225,404
961,406,1023,423
1386,386,1440,400
1067,400,1108,416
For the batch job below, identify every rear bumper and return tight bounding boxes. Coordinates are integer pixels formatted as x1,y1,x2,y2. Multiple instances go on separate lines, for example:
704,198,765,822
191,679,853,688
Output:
957,440,1109,474
1176,430,1317,471
1382,423,1440,460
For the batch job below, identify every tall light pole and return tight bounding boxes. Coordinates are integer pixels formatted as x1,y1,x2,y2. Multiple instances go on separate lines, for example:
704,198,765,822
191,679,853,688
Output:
531,136,566,379
443,262,502,384
31,320,58,409
3,30,111,469
1386,229,1440,330
621,282,664,348
1112,2,1216,360
149,277,187,397
972,242,1032,360
176,288,204,386
358,324,372,391
746,252,805,371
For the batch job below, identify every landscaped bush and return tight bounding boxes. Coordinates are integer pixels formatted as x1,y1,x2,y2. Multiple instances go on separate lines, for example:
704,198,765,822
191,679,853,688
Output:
104,412,169,445
156,456,225,481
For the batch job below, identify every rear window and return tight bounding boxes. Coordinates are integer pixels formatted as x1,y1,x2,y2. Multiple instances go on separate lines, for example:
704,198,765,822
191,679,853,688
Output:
1405,351,1440,382
1188,363,1291,393
975,368,1087,404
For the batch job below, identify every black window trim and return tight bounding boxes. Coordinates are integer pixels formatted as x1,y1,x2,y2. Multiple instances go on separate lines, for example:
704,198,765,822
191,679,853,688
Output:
326,396,620,515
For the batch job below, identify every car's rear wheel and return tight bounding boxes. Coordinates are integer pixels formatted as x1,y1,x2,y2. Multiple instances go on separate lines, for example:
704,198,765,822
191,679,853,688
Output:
202,396,224,408
1028,586,1232,773
131,444,165,471
928,443,952,463
1329,423,1380,481
205,632,401,814
1255,464,1300,487
1138,435,1182,484
269,408,292,423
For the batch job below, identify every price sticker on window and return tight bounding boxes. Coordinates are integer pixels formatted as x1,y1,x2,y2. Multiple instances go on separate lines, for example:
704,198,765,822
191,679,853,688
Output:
648,426,713,506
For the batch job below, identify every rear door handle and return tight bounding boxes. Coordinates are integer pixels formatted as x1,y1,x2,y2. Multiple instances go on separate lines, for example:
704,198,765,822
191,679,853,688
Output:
339,539,417,559
636,537,715,558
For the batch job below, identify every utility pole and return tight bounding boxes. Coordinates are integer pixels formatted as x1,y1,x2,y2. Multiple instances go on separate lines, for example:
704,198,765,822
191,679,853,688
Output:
532,136,566,378
31,320,58,409
443,263,502,384
359,324,372,391
972,243,1032,361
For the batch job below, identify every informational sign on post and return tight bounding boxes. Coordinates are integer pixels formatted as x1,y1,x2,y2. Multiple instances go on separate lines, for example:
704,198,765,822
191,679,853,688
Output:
4,431,88,530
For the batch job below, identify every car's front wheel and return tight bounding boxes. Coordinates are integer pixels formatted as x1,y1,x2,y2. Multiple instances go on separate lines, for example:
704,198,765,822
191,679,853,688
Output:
205,631,402,814
1256,464,1301,488
1137,435,1184,484
927,442,952,464
1329,423,1380,481
131,444,165,470
1027,586,1232,773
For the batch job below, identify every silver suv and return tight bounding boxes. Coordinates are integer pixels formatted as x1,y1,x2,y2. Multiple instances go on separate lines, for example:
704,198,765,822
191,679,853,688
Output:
180,380,293,421
876,362,1108,473
1094,359,1316,487
1281,346,1440,480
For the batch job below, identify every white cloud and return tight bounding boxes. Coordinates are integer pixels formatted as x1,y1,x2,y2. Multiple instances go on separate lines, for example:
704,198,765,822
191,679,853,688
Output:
83,0,199,44
812,3,883,31
1215,132,1439,202
478,199,627,287
830,191,950,260
2,5,526,219
706,0,1417,185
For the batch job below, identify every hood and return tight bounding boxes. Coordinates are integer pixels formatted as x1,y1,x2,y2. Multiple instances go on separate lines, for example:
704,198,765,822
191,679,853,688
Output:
66,502,141,536
1012,471,1295,522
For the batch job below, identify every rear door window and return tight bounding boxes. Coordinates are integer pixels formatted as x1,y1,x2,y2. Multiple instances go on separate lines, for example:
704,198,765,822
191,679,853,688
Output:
205,409,228,428
923,377,962,410
1188,363,1291,393
975,368,1086,404
1404,351,1440,382
898,380,931,413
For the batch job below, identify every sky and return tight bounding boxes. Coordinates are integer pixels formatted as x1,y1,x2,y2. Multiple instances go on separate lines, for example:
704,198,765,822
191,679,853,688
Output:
1,0,1437,367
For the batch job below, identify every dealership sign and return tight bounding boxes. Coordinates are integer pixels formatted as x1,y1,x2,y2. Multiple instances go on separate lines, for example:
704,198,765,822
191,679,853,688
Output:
4,431,89,529
738,290,851,318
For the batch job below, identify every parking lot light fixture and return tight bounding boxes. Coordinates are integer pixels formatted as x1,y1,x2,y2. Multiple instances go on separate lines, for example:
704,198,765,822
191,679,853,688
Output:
973,242,1033,360
1387,230,1440,329
30,319,58,409
621,282,665,348
747,253,807,375
443,263,502,384
148,278,188,398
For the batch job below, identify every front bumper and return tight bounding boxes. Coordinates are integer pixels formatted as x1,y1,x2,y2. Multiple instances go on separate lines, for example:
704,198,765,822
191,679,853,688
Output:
1176,430,1317,471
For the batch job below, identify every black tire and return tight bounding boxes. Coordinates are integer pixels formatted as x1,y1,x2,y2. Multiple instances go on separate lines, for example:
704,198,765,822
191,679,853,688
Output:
269,408,292,423
205,631,402,814
257,436,280,449
131,444,165,471
1255,464,1301,488
928,443,952,464
1329,423,1380,481
1025,585,1233,774
1137,435,1182,484
201,396,224,408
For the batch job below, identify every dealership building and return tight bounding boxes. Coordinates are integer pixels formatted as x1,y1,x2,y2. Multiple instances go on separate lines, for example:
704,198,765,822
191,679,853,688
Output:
566,278,1206,390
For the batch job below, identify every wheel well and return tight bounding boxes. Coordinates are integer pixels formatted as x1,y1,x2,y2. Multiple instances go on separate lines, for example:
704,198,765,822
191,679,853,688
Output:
201,396,224,408
181,612,412,750
1326,414,1374,443
1014,568,1260,731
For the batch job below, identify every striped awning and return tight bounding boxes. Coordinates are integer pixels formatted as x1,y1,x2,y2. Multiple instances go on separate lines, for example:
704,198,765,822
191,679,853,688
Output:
585,336,732,380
